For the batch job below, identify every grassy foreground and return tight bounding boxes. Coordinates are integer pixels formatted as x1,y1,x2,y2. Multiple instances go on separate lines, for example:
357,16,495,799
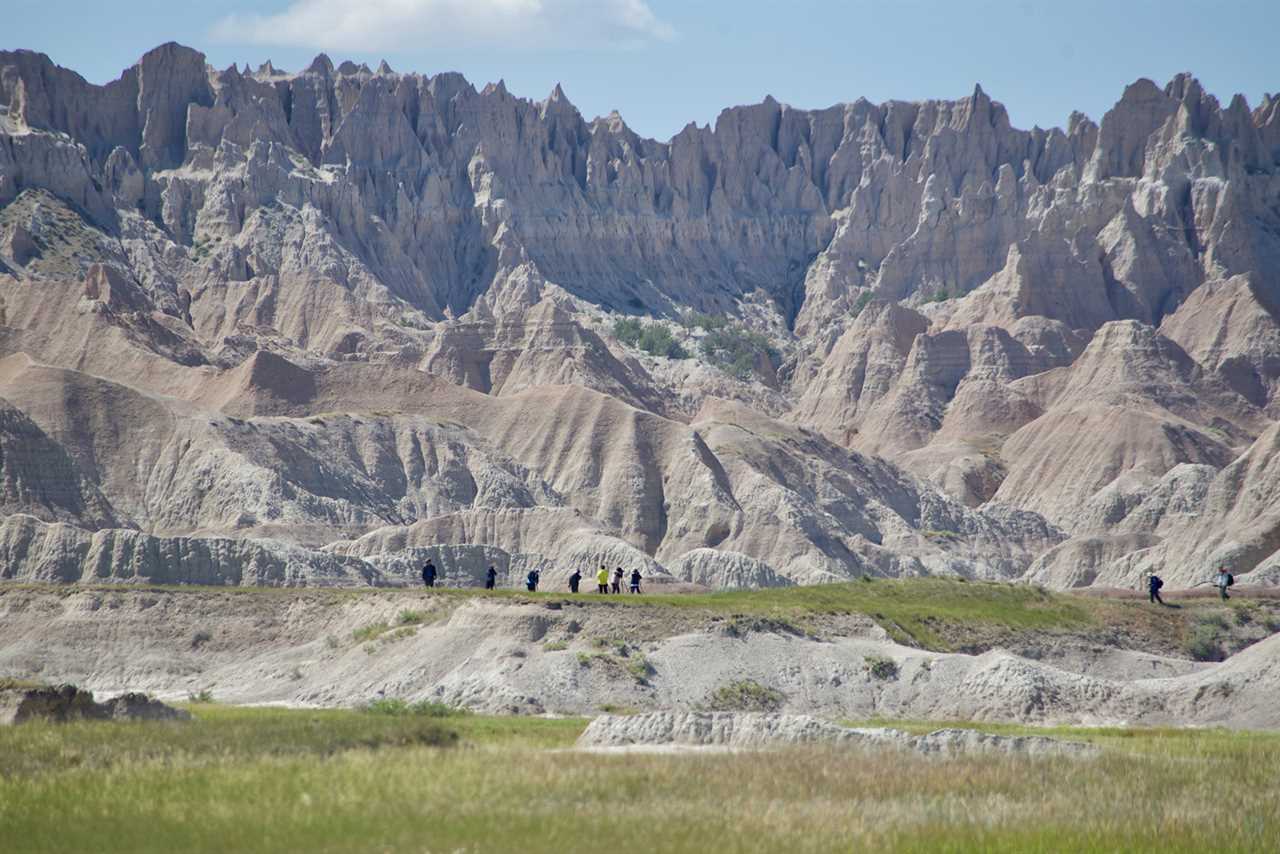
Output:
1,706,1277,853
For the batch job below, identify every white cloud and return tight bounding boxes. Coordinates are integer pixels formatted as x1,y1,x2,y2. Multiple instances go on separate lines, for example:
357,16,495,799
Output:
211,0,676,51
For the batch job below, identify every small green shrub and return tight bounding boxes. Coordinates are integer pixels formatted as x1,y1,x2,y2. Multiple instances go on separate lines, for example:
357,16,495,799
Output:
364,698,408,715
613,318,688,359
363,698,468,718
681,310,729,332
190,630,213,649
699,325,778,381
353,622,390,642
1234,609,1253,627
397,609,426,626
866,655,900,681
851,291,875,317
927,289,951,304
613,317,643,345
324,635,340,650
543,641,568,652
188,689,215,704
640,323,687,358
1199,614,1230,631
591,637,631,655
625,657,654,684
706,679,785,712
1186,625,1223,662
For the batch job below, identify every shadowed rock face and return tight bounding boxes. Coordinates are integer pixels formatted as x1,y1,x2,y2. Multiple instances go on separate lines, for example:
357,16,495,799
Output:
0,44,1279,588
0,682,189,725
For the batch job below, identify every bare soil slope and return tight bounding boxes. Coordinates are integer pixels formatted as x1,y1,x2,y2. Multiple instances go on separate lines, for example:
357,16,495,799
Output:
3,583,1277,729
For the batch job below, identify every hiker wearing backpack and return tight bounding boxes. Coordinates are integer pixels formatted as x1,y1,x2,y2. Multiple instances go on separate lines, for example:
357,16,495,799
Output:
1214,566,1233,600
629,568,642,594
569,569,582,594
422,561,437,588
611,567,624,594
526,569,540,592
485,566,497,590
597,565,610,593
1147,573,1165,605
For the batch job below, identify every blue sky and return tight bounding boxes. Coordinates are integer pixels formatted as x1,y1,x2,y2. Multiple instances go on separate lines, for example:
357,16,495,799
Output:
7,0,1278,141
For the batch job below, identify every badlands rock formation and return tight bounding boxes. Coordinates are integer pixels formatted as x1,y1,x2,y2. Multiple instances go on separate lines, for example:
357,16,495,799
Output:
1,43,1279,588
576,712,1098,756
3,587,1278,729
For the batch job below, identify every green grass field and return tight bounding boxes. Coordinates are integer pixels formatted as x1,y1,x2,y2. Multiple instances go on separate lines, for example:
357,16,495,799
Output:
1,705,1277,853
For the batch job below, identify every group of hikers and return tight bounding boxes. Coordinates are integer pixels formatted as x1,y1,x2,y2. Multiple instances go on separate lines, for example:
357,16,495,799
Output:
426,559,1243,601
419,561,643,594
1145,566,1236,604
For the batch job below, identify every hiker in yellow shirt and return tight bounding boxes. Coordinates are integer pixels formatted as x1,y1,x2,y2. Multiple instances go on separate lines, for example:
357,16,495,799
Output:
596,565,610,594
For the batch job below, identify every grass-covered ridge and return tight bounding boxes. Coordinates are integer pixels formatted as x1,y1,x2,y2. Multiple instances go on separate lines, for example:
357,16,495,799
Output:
670,578,1097,648
11,577,1267,654
1,706,1277,853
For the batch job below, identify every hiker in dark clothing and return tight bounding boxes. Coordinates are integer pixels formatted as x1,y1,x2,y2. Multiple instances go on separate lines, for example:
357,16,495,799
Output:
422,561,437,588
1148,573,1165,605
629,568,642,594
1214,566,1233,600
569,569,582,593
611,567,624,594
485,566,497,590
526,569,540,592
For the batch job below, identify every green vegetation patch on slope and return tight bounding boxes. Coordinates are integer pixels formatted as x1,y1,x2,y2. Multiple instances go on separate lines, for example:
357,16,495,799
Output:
612,317,688,359
698,324,779,380
667,579,1098,650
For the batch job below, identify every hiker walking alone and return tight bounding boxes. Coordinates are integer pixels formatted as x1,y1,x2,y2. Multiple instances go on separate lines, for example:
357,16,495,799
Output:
568,568,582,593
1214,566,1233,600
611,567,624,594
629,568,642,594
597,565,610,594
1147,573,1165,605
485,565,497,590
422,561,437,588
526,569,540,592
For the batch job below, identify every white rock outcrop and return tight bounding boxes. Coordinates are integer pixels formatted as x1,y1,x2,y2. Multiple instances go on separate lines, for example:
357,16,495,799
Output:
577,712,1098,756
